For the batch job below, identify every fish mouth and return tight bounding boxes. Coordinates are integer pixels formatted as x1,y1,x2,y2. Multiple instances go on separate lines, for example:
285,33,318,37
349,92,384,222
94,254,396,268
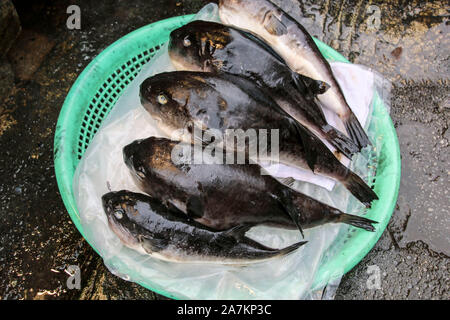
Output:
123,140,144,169
169,52,194,71
107,213,140,249
101,192,142,249
168,46,205,73
139,78,152,100
101,192,120,212
123,140,156,183
168,29,192,66
139,78,161,110
167,33,181,55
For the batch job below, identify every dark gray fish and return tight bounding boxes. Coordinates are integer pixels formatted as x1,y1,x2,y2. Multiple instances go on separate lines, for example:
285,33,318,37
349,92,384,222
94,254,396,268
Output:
102,190,306,264
139,72,378,207
169,20,359,159
123,137,378,232
217,0,372,149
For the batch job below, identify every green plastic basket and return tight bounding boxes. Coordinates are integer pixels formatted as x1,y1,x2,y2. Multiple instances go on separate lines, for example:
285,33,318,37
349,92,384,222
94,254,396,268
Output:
54,15,401,299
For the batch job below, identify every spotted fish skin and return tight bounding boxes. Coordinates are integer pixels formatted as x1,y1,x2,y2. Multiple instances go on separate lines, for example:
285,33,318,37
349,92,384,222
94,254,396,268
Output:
123,137,378,232
168,20,359,159
139,72,378,207
102,190,306,264
123,137,301,232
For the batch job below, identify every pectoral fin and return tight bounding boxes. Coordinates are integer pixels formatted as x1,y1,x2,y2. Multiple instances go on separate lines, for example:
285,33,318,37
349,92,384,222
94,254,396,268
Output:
139,235,169,254
221,223,256,242
212,223,257,248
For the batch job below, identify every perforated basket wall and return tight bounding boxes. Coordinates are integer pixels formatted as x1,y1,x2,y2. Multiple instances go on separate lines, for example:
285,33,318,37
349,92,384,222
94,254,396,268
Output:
54,15,401,298
77,45,166,159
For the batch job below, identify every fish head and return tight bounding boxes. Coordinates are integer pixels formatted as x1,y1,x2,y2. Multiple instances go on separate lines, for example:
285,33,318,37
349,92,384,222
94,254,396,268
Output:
218,0,274,36
123,137,183,179
102,191,145,249
169,21,231,72
140,72,197,134
102,191,170,255
218,0,255,18
123,138,150,180
219,0,272,14
169,22,208,72
218,0,245,9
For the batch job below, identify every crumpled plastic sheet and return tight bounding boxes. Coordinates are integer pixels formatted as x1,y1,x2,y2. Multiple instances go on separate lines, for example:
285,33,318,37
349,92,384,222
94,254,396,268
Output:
72,4,392,300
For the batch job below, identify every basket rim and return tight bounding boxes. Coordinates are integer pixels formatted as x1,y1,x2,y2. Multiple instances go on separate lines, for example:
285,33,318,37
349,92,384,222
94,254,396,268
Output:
54,14,401,299
54,15,195,300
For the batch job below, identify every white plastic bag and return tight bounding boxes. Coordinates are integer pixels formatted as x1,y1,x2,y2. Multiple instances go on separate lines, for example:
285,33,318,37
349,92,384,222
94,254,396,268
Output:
73,4,390,299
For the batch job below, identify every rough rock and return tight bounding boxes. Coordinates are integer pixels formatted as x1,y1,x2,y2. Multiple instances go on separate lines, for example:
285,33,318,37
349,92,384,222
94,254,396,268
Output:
7,29,56,81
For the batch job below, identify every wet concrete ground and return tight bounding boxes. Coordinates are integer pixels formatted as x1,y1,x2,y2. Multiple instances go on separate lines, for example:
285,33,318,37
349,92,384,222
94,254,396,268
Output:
0,0,448,299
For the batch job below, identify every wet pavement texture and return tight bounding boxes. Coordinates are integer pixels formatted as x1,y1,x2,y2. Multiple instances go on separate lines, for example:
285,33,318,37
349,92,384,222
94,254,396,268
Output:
0,0,448,300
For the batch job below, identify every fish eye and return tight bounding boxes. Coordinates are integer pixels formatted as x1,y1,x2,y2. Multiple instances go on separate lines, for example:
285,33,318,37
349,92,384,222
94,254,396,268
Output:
183,36,191,47
157,94,168,105
114,209,124,220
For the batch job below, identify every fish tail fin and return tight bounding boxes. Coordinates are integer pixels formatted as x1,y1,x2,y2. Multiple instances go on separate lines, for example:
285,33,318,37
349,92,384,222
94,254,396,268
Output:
336,213,378,232
275,241,308,258
242,237,307,259
343,113,372,149
250,240,308,261
342,171,379,208
322,124,361,159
